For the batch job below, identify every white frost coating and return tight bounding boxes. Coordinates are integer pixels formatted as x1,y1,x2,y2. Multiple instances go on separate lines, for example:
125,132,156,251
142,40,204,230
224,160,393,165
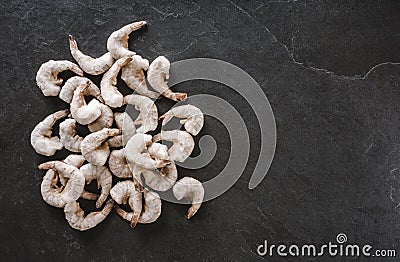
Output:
160,105,204,136
123,94,158,133
59,119,83,153
59,76,103,103
173,177,204,219
153,130,195,162
70,81,102,125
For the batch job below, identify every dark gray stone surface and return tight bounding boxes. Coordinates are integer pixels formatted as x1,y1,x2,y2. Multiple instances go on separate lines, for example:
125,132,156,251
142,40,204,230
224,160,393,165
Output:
1,0,400,261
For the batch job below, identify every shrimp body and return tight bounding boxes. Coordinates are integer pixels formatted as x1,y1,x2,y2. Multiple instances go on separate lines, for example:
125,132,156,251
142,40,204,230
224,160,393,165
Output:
59,76,103,103
109,149,132,178
138,189,161,224
69,35,114,75
111,181,142,228
80,128,120,165
70,82,102,125
124,94,158,133
143,160,177,191
147,142,169,160
36,60,83,96
88,103,114,132
59,119,83,153
64,199,114,231
121,55,158,98
147,56,187,101
100,57,132,108
31,109,69,156
107,21,147,59
160,105,204,136
107,112,136,148
80,163,113,208
173,177,204,219
153,130,194,162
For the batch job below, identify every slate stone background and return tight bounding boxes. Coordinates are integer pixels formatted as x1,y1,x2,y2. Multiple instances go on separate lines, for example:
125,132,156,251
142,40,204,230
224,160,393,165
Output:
1,0,400,261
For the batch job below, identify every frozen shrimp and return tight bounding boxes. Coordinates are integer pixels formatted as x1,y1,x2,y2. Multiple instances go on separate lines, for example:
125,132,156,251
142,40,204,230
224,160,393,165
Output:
147,142,169,160
63,154,85,168
147,56,187,101
36,60,83,96
31,109,69,156
59,76,103,103
153,130,194,162
124,94,158,133
64,199,114,231
80,128,120,165
88,103,114,132
110,181,142,228
121,55,158,98
160,105,204,136
107,112,136,148
69,35,114,75
143,161,177,191
80,163,112,208
108,149,132,178
100,57,132,108
70,81,102,125
59,119,83,153
138,189,161,224
173,177,204,219
106,21,147,59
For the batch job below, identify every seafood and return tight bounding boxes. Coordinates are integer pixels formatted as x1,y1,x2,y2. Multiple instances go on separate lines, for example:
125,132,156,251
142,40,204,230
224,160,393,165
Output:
111,181,142,228
138,189,161,224
142,161,177,191
124,94,158,133
80,128,120,165
36,60,83,96
147,142,169,160
173,177,204,219
59,119,83,153
31,109,69,156
100,57,132,108
108,149,132,178
106,21,147,59
153,130,194,162
160,105,204,136
64,199,114,231
70,82,102,125
59,76,103,103
147,56,187,101
88,103,114,132
69,35,114,75
107,112,136,148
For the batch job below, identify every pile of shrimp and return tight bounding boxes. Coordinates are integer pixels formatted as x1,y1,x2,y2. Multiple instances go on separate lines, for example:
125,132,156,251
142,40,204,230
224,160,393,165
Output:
31,21,205,231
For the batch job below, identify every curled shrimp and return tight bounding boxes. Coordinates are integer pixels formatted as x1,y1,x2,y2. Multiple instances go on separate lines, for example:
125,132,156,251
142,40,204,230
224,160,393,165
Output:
31,109,69,156
59,76,103,103
36,60,83,96
64,199,114,231
80,163,112,208
160,105,204,136
59,119,83,153
153,130,195,162
124,94,158,133
109,149,132,178
69,35,114,75
39,161,85,207
138,189,162,224
110,181,142,228
100,57,132,108
88,103,114,132
173,177,204,219
70,81,102,125
106,21,147,59
107,112,136,148
143,160,177,192
121,55,158,98
147,56,187,101
80,128,120,166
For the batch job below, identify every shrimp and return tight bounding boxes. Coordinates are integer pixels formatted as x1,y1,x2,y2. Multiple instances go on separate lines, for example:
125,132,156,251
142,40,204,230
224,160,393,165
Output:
88,103,114,132
107,112,136,148
59,76,103,103
106,21,147,59
100,57,132,108
138,189,162,224
153,130,194,162
59,119,83,153
38,161,85,207
70,81,102,125
147,142,169,160
147,56,187,101
160,105,204,136
124,94,158,133
80,128,120,166
80,163,113,208
172,177,204,219
64,199,114,231
143,160,177,191
36,60,83,96
108,149,132,178
58,154,86,187
121,55,158,99
31,109,69,156
110,181,142,228
69,35,114,75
